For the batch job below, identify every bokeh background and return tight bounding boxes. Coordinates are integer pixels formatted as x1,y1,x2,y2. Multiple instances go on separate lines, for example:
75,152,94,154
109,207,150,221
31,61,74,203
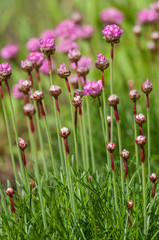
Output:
0,0,159,186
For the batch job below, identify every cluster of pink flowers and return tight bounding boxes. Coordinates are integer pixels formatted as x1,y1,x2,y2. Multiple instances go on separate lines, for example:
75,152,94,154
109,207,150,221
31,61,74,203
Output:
83,80,102,97
39,38,55,50
102,24,124,43
27,52,44,67
0,44,19,60
137,9,159,25
57,39,78,54
100,7,125,25
26,38,40,52
39,59,54,75
71,56,92,70
40,29,56,39
0,62,12,76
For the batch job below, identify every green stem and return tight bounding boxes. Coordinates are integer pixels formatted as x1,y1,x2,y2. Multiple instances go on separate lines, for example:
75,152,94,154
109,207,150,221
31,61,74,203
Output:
99,106,106,140
147,107,151,178
112,170,118,212
0,184,8,214
82,101,89,170
86,98,95,172
110,44,114,142
126,178,129,201
142,162,147,236
134,116,139,169
116,121,124,203
79,113,87,170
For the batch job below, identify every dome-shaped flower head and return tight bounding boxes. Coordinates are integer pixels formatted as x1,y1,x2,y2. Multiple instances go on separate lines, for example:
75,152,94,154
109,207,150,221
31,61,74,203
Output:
74,89,84,98
21,59,33,73
69,74,79,89
26,38,40,52
151,31,159,41
141,79,152,95
100,8,125,25
0,62,12,80
39,59,54,75
135,114,146,125
68,48,81,63
95,53,109,71
23,103,36,117
102,24,124,44
78,24,95,40
33,90,44,102
133,25,141,36
57,39,78,54
72,95,82,108
49,85,62,98
39,38,55,55
40,29,56,39
55,19,79,40
106,142,116,152
71,56,92,70
107,116,111,125
27,52,44,69
6,187,14,197
135,135,147,146
71,11,83,24
108,94,120,107
57,63,71,78
12,79,32,99
18,137,28,151
129,89,140,101
19,80,32,94
127,200,133,209
150,1,159,11
149,173,158,182
83,80,102,98
120,149,130,160
77,66,89,77
59,127,71,138
137,9,159,25
1,44,19,60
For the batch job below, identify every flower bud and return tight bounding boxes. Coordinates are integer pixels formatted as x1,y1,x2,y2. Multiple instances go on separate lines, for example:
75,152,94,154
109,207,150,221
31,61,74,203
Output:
18,137,28,151
6,188,14,197
129,90,140,101
127,200,133,209
133,25,141,36
135,114,146,125
19,80,32,94
0,62,12,80
71,11,83,24
135,135,147,146
57,64,71,78
49,85,62,97
72,95,82,108
106,142,116,152
77,66,89,77
107,116,111,125
39,38,55,55
33,90,44,102
147,41,156,51
59,127,71,138
30,180,35,188
102,24,124,44
141,79,152,95
23,103,36,117
120,149,130,160
151,31,159,41
21,59,33,73
108,94,119,107
68,48,81,62
95,53,109,71
149,173,158,182
74,89,83,98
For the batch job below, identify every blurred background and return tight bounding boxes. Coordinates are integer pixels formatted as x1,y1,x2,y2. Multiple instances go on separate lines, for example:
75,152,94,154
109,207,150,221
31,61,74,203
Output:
0,0,159,186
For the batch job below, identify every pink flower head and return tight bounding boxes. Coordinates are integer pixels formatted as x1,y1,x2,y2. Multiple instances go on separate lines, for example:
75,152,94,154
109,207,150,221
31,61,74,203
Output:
88,175,92,179
71,56,92,70
100,8,125,25
69,74,78,88
0,62,12,80
39,38,55,55
39,59,54,75
78,24,95,40
40,29,56,39
150,1,159,11
57,63,71,78
55,19,79,40
95,53,109,70
12,79,32,99
137,9,159,25
0,44,19,60
102,24,124,44
6,188,14,197
83,80,102,97
57,39,78,54
27,52,44,68
26,38,40,52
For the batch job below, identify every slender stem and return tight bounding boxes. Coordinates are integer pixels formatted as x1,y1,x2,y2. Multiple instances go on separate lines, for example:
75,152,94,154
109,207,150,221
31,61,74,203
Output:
134,115,139,170
79,112,87,170
110,44,114,142
112,168,118,212
99,105,106,140
126,178,129,201
142,161,147,236
0,184,8,214
86,97,95,172
147,107,151,178
116,121,124,203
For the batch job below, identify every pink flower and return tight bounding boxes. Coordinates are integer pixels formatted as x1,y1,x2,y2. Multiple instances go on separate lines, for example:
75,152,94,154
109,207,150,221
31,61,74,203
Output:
55,19,80,40
78,24,95,40
0,62,12,79
102,24,124,44
100,8,125,25
137,9,159,25
26,38,40,52
12,79,32,99
27,52,44,68
39,59,55,75
83,80,102,97
0,44,19,60
57,39,78,54
71,56,92,70
39,38,55,55
150,1,159,12
40,29,56,39
95,53,109,71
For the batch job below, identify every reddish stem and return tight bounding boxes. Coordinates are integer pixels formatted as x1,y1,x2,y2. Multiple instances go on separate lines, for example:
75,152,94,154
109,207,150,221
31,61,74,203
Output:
24,94,29,105
108,125,111,142
124,160,128,178
35,68,40,84
29,117,34,133
47,55,52,75
79,106,82,116
39,102,46,117
83,76,86,84
146,94,149,109
64,138,69,155
111,44,114,60
133,101,136,116
128,209,132,227
28,72,33,85
4,80,10,96
139,125,143,135
110,152,114,171
21,150,26,166
10,197,15,213
65,77,71,95
140,146,145,163
37,103,41,119
101,70,105,88
55,97,60,113
75,107,77,128
0,83,4,100
113,106,120,122
152,182,155,199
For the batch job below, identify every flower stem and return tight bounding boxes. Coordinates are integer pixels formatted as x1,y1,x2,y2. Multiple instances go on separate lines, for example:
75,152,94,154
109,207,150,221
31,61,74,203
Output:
79,111,87,170
110,44,114,142
142,161,147,236
82,102,89,170
112,168,118,212
147,106,151,178
99,104,106,140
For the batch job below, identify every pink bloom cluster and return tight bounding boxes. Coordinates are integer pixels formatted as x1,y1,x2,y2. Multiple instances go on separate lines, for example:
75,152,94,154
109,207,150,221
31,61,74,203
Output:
96,53,109,66
12,79,32,99
0,62,12,76
27,52,44,67
57,63,69,75
40,29,56,39
0,44,19,60
71,56,92,70
39,38,55,50
102,24,124,42
83,80,102,97
78,25,95,40
26,38,40,52
100,8,125,25
55,19,79,40
40,59,54,75
57,39,78,54
150,1,159,11
137,9,159,25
